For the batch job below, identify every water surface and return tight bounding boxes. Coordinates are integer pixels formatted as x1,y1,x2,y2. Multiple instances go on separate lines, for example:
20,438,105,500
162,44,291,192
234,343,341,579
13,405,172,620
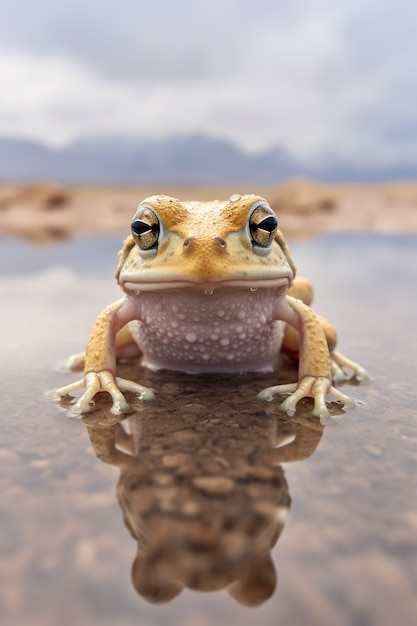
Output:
1,233,416,626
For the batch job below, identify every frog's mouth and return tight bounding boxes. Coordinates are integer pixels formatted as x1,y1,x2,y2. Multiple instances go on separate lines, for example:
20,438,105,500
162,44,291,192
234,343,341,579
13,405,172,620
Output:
122,276,291,293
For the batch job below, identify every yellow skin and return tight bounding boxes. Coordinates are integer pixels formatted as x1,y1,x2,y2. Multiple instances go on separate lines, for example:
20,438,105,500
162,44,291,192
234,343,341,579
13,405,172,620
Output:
54,194,367,419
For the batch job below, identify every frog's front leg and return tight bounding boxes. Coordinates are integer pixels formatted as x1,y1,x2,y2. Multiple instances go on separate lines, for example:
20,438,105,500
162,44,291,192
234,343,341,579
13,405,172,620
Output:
285,277,368,384
257,296,359,419
54,298,154,416
62,322,141,372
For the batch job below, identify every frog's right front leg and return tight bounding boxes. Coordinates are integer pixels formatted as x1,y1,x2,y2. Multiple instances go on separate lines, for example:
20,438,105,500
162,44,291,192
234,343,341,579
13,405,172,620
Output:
54,298,154,416
61,323,141,372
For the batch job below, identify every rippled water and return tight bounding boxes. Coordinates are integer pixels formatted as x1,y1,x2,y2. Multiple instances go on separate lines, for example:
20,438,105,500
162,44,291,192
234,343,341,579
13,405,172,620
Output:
1,233,416,626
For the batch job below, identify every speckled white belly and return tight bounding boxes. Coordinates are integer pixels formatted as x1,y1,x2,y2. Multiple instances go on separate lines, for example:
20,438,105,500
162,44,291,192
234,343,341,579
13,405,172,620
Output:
128,288,285,373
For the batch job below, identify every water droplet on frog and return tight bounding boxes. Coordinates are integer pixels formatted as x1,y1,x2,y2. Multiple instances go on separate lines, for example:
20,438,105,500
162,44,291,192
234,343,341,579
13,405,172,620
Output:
250,287,258,292
230,193,241,202
204,289,214,296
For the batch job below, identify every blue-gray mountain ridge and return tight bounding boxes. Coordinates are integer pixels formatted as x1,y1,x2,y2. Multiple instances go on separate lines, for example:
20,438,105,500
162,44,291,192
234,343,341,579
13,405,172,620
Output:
0,135,415,184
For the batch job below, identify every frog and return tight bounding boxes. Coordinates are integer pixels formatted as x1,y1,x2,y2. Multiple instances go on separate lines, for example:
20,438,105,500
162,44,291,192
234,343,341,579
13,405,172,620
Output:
53,193,368,420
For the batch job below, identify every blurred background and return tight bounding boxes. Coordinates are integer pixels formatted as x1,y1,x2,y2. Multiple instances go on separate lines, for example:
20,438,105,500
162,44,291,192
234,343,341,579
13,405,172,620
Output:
1,0,417,185
2,4,417,626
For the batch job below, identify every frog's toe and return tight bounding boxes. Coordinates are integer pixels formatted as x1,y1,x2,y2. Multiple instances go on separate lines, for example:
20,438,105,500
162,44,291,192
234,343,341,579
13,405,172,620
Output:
108,385,154,415
331,360,350,384
49,379,86,400
257,389,274,402
55,382,81,399
64,372,102,415
109,397,132,416
327,385,365,410
278,395,298,417
95,371,133,415
331,350,369,384
55,352,86,373
257,383,297,403
67,399,91,417
354,366,370,383
116,377,155,401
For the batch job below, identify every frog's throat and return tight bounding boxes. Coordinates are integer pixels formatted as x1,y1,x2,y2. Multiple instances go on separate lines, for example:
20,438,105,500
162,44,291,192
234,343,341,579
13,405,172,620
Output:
121,276,291,293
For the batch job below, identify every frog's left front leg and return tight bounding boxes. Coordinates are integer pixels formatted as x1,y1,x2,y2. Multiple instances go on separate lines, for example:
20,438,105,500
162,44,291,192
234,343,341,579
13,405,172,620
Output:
257,296,359,419
285,277,368,384
54,298,154,416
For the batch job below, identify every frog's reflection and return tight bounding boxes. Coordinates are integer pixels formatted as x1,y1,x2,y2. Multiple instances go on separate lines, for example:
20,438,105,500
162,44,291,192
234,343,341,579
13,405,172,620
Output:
82,368,325,606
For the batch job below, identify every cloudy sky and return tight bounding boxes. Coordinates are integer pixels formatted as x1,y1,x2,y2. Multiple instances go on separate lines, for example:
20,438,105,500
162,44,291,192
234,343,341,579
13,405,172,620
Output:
1,0,417,169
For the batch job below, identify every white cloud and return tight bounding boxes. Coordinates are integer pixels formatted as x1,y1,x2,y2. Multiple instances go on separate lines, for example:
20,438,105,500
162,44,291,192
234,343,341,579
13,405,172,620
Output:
0,0,416,169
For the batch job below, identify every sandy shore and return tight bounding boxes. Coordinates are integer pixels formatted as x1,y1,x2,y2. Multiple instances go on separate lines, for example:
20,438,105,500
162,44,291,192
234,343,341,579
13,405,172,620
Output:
1,178,416,243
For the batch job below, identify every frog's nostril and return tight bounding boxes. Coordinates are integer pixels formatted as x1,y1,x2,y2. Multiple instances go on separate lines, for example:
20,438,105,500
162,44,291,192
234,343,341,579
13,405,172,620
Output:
183,237,194,249
214,237,227,249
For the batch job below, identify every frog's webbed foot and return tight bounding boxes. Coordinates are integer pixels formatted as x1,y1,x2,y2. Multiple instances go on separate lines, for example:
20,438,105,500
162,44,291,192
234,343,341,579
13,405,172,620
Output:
257,375,362,421
52,370,155,416
331,350,369,384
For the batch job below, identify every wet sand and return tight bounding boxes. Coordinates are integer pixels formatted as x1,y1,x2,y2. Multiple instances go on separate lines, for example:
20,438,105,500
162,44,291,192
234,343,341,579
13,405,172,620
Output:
1,178,417,243
1,182,417,626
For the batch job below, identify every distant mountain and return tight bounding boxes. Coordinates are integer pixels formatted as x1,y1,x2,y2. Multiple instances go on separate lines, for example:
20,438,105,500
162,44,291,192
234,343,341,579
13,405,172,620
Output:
0,135,298,185
0,135,415,184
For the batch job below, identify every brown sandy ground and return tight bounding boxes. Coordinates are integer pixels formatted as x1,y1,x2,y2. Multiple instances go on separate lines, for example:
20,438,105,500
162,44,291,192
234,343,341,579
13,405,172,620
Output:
0,178,416,243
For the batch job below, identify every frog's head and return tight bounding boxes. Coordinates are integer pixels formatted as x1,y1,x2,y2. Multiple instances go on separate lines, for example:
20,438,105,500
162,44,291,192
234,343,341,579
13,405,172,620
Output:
116,194,296,293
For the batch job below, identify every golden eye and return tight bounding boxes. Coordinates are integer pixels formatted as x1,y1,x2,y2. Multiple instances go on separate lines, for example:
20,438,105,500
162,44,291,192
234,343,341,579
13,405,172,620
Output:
131,206,160,251
249,203,278,247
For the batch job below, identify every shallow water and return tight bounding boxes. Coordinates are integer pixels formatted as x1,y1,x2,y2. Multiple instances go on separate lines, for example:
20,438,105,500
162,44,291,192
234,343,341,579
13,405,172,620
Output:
1,233,416,626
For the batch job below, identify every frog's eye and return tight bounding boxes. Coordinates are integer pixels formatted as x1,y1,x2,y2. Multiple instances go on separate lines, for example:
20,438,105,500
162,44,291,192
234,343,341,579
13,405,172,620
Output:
131,206,160,251
249,203,278,248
